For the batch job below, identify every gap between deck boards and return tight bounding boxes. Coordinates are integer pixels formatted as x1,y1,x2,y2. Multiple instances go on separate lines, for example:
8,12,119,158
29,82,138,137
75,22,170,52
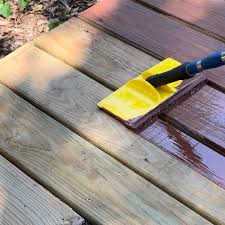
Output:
0,155,86,225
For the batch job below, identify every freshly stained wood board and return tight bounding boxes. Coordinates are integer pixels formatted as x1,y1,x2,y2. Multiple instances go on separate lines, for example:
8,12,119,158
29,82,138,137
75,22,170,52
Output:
135,0,225,40
139,119,225,190
0,75,211,225
34,18,225,187
1,44,225,224
79,0,225,90
0,156,85,225
166,85,225,155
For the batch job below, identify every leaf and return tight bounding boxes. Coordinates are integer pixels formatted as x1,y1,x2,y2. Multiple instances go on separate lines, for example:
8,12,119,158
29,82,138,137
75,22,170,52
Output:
0,2,12,18
48,19,59,30
18,0,30,11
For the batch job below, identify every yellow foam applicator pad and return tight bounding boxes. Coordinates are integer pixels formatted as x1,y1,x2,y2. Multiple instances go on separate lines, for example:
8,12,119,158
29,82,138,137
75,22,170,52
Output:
98,58,182,121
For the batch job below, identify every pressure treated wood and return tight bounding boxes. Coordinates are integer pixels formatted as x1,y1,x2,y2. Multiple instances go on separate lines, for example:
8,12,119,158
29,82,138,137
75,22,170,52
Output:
0,156,84,225
167,85,225,154
1,44,225,224
80,0,225,89
34,18,158,89
0,80,210,225
136,0,225,40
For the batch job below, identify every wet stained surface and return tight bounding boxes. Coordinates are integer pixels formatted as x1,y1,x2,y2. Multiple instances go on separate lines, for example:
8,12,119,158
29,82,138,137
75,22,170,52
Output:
139,119,225,189
168,85,225,150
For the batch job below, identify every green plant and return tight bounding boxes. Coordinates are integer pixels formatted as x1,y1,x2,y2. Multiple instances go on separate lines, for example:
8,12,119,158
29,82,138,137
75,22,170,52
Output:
48,19,59,30
18,0,30,11
0,1,12,18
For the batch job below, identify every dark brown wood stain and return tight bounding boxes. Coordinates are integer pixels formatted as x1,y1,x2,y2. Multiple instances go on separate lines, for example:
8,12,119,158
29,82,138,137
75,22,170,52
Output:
137,0,225,40
139,119,225,189
80,0,225,90
167,85,225,154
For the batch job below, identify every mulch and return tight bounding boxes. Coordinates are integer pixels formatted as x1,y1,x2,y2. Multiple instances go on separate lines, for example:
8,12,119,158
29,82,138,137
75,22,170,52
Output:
0,0,96,58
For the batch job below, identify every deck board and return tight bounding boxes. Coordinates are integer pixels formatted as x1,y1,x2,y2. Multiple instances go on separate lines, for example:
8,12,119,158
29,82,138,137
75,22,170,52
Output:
0,156,84,225
0,46,211,225
79,0,225,90
135,0,225,40
167,85,225,154
1,43,225,224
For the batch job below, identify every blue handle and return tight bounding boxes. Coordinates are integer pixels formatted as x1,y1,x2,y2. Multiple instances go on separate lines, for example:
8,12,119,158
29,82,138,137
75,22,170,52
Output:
186,51,225,75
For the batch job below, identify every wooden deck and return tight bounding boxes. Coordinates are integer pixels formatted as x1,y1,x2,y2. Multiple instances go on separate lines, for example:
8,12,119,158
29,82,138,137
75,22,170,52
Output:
0,0,225,224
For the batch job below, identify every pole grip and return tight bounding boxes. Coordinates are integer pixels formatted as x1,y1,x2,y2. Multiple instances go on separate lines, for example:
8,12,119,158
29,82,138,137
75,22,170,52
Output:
186,51,225,75
146,51,225,87
146,63,192,87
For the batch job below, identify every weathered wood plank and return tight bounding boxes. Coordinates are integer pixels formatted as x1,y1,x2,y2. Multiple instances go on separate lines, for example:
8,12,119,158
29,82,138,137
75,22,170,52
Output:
0,156,85,225
0,71,210,225
166,85,225,154
79,0,225,89
136,0,225,40
1,43,224,224
34,18,225,187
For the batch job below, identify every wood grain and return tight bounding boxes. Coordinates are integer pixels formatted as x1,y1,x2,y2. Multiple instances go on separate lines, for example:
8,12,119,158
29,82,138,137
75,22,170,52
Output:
79,0,225,89
34,17,158,90
0,77,210,225
166,85,225,154
1,43,225,224
0,156,85,225
136,0,225,40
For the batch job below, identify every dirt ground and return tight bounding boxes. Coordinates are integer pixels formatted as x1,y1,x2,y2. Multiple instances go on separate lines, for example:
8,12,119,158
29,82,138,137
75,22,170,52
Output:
0,0,96,58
